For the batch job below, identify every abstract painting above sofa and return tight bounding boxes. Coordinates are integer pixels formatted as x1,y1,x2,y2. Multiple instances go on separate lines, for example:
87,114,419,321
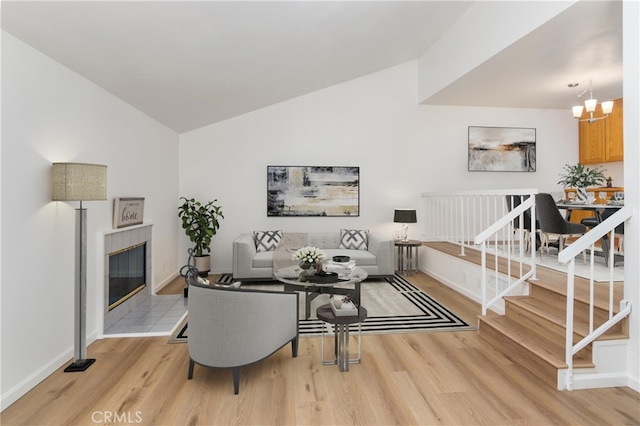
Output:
266,166,360,216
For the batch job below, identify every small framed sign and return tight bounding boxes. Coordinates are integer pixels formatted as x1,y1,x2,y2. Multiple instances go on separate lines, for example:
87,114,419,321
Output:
113,197,145,228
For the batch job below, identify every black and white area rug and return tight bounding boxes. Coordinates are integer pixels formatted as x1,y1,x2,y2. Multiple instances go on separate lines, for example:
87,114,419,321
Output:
168,274,475,342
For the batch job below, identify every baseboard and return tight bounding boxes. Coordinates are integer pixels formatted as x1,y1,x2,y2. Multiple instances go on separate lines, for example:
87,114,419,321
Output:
153,272,179,293
569,372,631,390
1,330,99,411
627,375,640,393
419,266,480,304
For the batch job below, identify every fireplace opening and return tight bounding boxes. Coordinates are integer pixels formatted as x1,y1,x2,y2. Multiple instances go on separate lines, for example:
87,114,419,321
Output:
109,242,146,311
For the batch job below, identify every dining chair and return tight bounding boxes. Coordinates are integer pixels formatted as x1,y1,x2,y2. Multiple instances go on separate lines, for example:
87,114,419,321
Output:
581,210,625,254
505,195,540,253
535,193,587,257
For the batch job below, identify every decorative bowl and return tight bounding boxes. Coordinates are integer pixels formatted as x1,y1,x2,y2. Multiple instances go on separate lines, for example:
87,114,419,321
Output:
312,271,339,283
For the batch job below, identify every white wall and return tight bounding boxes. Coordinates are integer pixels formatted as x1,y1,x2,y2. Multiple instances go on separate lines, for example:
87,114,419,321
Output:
417,0,574,102
179,60,578,274
622,0,640,392
0,32,180,409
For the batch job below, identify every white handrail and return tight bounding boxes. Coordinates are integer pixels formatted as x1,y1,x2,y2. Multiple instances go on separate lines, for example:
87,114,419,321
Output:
559,205,631,390
572,300,632,355
423,189,538,315
474,197,534,244
558,206,632,263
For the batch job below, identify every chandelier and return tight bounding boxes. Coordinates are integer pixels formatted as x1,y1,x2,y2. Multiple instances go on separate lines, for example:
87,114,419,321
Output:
569,80,613,123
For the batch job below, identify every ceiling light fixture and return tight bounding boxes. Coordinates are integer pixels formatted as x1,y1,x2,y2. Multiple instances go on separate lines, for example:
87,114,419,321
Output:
568,80,613,123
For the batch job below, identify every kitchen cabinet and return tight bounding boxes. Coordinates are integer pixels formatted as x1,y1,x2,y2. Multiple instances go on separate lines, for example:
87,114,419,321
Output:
578,98,623,164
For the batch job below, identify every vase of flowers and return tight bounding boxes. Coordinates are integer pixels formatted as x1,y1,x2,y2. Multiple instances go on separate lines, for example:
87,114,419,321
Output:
557,163,606,202
293,246,326,280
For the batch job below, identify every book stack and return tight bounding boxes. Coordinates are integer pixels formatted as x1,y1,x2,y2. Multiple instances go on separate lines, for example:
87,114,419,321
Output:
323,260,356,279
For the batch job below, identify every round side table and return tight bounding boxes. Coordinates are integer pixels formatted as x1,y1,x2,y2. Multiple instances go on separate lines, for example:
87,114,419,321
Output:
316,304,367,372
394,239,422,275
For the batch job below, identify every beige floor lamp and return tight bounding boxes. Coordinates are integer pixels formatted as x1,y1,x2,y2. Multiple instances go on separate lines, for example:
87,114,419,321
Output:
52,162,107,372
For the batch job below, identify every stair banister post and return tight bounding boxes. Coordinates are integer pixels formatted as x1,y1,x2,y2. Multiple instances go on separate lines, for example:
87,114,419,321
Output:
608,229,615,319
565,258,576,390
530,198,537,280
480,241,487,316
459,195,466,256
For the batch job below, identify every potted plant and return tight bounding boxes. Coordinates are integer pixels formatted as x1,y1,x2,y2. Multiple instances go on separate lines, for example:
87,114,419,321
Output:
557,163,606,201
178,197,224,276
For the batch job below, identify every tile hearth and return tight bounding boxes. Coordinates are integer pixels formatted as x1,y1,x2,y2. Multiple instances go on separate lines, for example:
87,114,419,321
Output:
104,294,187,335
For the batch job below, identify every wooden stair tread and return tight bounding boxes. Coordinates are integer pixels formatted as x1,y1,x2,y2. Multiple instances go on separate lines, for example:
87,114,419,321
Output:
529,269,624,313
505,296,628,340
478,315,594,369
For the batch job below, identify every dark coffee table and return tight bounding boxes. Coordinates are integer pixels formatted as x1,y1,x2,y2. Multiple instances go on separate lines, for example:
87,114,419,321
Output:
316,303,367,372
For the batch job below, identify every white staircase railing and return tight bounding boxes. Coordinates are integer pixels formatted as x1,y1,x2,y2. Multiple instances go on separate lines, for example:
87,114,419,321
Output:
474,195,537,314
557,205,632,390
422,189,538,314
422,190,632,391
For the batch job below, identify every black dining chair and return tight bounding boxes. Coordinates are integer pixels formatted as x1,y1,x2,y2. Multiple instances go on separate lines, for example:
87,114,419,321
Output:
535,193,587,256
581,210,625,254
505,194,540,253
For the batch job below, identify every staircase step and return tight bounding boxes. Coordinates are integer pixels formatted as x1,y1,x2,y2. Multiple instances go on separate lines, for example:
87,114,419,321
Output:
478,315,594,388
530,266,624,312
505,296,627,340
426,242,630,390
504,297,571,345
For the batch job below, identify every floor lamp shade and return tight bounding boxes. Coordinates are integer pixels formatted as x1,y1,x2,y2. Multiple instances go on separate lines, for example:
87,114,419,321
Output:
52,162,107,372
52,163,107,201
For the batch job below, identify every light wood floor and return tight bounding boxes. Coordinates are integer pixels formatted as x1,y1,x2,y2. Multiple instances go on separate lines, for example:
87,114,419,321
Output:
2,273,638,425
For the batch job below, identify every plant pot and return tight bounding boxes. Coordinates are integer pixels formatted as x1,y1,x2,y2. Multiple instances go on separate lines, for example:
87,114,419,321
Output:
195,255,211,277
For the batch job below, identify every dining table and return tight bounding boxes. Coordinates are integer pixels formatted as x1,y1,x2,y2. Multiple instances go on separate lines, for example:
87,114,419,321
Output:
555,201,624,265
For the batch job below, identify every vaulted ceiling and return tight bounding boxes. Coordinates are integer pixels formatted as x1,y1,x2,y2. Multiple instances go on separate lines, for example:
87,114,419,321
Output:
1,1,622,133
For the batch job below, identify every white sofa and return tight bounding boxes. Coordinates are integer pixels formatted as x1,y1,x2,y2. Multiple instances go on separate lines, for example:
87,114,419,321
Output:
232,231,395,281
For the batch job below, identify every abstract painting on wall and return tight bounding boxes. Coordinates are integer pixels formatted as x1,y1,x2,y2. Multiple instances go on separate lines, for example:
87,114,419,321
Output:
468,126,536,172
267,166,359,216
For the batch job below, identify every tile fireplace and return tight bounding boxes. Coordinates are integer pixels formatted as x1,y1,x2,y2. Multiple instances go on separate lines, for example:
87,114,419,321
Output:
103,224,152,330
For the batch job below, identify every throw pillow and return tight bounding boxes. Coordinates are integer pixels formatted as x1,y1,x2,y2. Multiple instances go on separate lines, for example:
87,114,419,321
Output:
339,229,368,250
254,230,283,252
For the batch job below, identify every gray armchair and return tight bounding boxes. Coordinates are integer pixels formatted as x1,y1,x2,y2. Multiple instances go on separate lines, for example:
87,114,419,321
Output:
187,282,299,394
